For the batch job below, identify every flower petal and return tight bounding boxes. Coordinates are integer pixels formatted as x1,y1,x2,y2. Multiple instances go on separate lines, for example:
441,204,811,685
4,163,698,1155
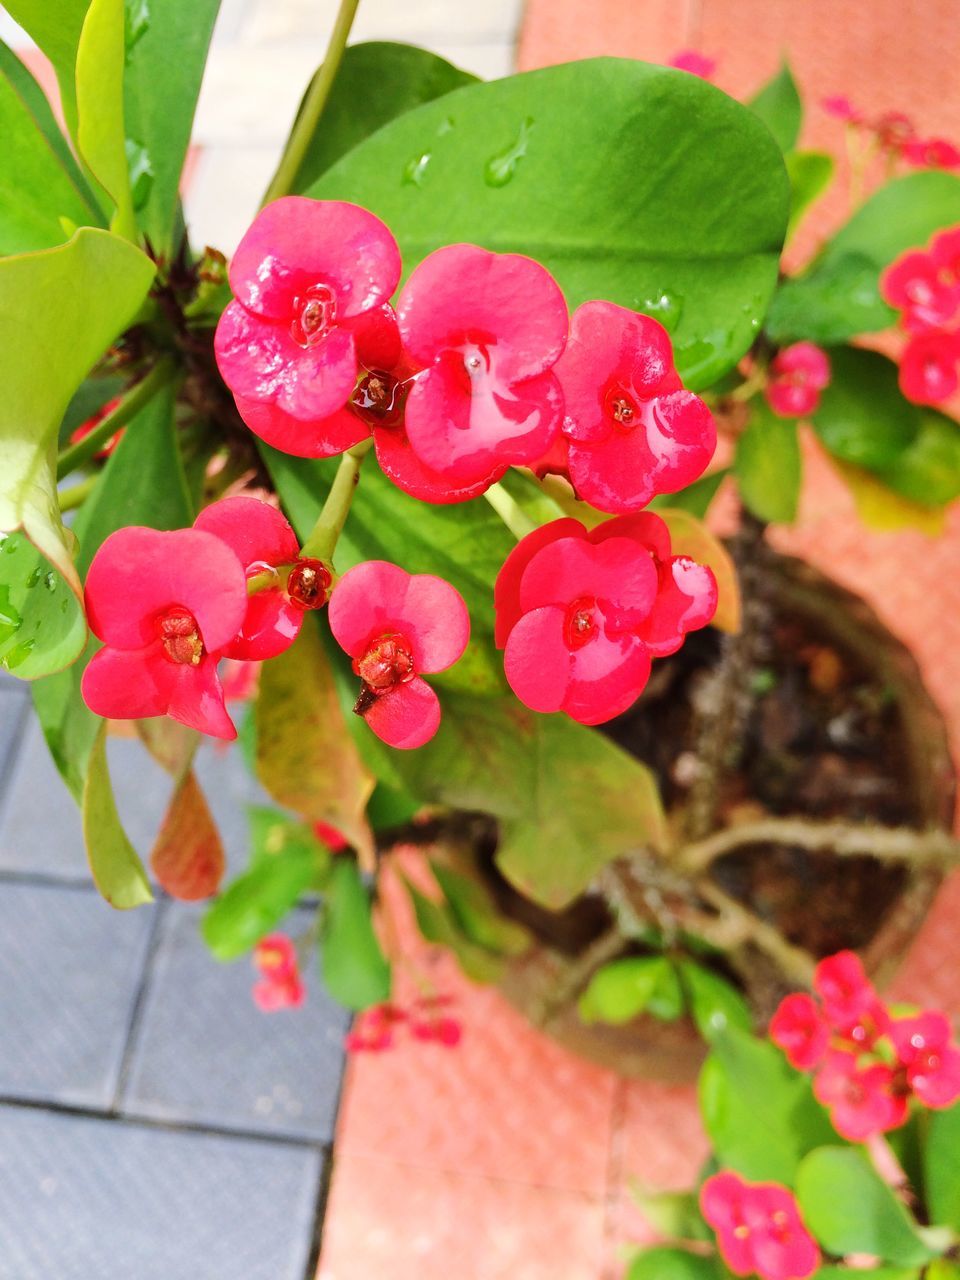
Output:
164,656,237,740
519,535,657,623
563,627,651,725
362,677,441,749
81,645,173,720
373,421,505,505
504,607,572,713
494,518,586,648
221,589,303,662
637,556,718,657
194,496,300,569
235,394,370,458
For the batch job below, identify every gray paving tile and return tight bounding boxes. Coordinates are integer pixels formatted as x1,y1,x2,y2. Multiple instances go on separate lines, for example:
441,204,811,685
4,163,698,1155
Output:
0,883,156,1108
193,737,274,874
0,1106,323,1280
121,905,350,1141
0,685,28,793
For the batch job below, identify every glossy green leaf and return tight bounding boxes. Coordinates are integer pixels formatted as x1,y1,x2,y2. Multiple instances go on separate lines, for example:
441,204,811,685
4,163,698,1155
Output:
926,1103,960,1231
748,61,802,153
699,1027,836,1183
123,0,221,250
814,1270,920,1280
75,0,136,237
202,844,320,961
0,69,95,253
796,1147,954,1265
579,956,674,1025
307,57,790,388
649,469,728,521
429,861,531,957
0,228,154,600
767,171,960,343
786,150,834,241
291,41,476,194
321,858,391,1010
812,347,917,469
82,722,152,908
883,409,960,507
3,0,91,135
734,399,801,523
0,531,85,679
403,875,506,984
627,1248,724,1280
678,960,752,1041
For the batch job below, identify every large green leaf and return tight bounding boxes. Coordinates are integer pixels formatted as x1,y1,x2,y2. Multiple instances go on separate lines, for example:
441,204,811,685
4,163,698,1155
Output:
3,0,91,135
677,959,752,1042
403,875,506,984
814,1271,920,1280
75,0,135,238
82,722,152,907
786,150,834,242
627,1248,724,1280
291,41,476,195
0,531,85,679
767,171,960,344
429,861,530,957
321,857,391,1010
0,228,155,599
748,61,802,154
0,69,94,253
307,57,790,389
796,1147,954,1265
699,1028,836,1184
123,0,221,251
926,1104,960,1231
734,399,801,523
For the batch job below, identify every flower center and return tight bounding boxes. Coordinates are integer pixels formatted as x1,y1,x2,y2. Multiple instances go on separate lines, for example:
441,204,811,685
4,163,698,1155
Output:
563,596,599,649
353,633,416,693
287,558,332,611
291,283,337,347
158,605,204,666
603,384,639,429
352,369,404,424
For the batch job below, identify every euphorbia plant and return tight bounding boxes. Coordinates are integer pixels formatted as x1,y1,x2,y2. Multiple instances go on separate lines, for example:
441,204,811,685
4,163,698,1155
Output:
1,2,960,1027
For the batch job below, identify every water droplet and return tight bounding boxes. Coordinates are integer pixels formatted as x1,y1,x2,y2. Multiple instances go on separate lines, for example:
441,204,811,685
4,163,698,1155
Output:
2,638,36,670
402,152,432,187
437,117,455,136
60,598,70,615
43,571,57,592
639,290,684,334
0,587,22,644
25,566,42,588
484,118,534,188
3,537,18,555
125,137,154,211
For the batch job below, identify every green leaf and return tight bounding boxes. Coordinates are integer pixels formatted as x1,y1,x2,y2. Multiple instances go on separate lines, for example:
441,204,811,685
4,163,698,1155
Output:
786,150,834,241
927,1263,960,1280
365,780,420,832
123,0,221,251
403,875,506,984
678,960,752,1042
291,41,476,194
767,171,960,344
656,508,741,634
3,0,91,135
81,722,152,908
0,531,85,679
882,409,960,507
321,857,391,1010
0,42,93,202
649,469,728,520
307,57,789,389
75,0,136,237
831,458,949,537
699,1027,836,1183
734,399,801,523
926,1104,960,1231
812,347,918,470
796,1147,953,1265
0,67,95,253
0,228,154,599
626,1248,724,1280
814,1270,921,1280
31,383,190,799
579,956,675,1025
202,844,320,961
429,861,531,957
630,1187,711,1243
748,61,802,153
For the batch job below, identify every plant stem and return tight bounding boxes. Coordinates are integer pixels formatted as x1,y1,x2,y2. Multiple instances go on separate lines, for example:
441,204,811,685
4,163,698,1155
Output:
300,439,372,562
56,358,178,480
260,0,361,204
529,472,604,527
57,475,98,514
696,881,817,987
483,482,537,539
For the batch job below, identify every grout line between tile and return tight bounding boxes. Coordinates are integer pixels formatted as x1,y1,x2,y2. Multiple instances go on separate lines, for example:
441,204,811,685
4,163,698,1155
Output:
600,1079,630,1280
111,895,171,1111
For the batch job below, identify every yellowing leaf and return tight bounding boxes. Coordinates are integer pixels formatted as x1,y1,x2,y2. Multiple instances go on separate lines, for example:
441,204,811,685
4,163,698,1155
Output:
657,507,741,633
834,459,947,537
150,771,225,901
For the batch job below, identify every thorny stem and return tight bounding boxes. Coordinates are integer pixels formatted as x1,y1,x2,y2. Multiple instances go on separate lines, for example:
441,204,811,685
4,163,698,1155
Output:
299,438,372,562
260,0,362,205
56,358,178,480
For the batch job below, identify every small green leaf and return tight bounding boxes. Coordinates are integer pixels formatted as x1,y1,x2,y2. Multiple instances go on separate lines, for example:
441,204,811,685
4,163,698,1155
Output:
365,780,420,832
748,61,802,153
81,723,152,908
926,1103,960,1231
831,459,948,537
630,1186,711,1243
812,347,918,470
814,1270,921,1280
881,409,960,507
429,861,531,957
786,150,834,241
75,0,136,237
579,956,675,1025
797,1147,953,1265
767,252,895,345
626,1247,724,1280
403,875,505,984
649,469,728,521
734,399,802,523
678,960,752,1042
202,845,319,961
321,858,391,1010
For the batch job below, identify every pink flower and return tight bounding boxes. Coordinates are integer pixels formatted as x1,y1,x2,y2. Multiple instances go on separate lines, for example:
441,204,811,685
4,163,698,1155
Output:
833,997,891,1054
890,1012,960,1108
765,343,831,418
69,395,123,458
410,995,462,1047
313,821,348,852
700,1171,821,1280
193,496,305,661
557,301,716,513
220,658,261,703
899,329,960,404
931,226,960,280
215,197,401,455
902,137,960,170
770,994,830,1070
252,934,305,1012
328,561,470,749
813,950,876,1024
395,244,568,486
880,250,960,332
344,1003,407,1052
813,1049,907,1141
822,94,862,124
81,526,247,740
667,50,716,79
874,110,916,152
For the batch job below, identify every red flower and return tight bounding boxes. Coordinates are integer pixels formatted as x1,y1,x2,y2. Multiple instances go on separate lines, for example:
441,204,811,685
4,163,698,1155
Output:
821,95,862,124
69,395,123,458
700,1171,820,1280
931,227,960,280
769,994,830,1071
899,329,960,404
890,1011,960,1108
557,301,716,513
874,110,915,153
410,994,462,1047
765,343,831,418
813,1049,907,1141
215,197,401,455
81,527,247,740
667,50,716,79
328,561,470,749
193,496,305,661
395,244,567,486
813,950,876,1024
902,137,960,171
252,934,305,1012
344,1002,407,1052
880,250,960,333
313,821,348,852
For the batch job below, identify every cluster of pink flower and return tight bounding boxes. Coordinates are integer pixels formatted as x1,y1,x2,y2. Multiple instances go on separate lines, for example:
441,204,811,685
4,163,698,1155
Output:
770,950,960,1141
344,994,461,1053
251,933,305,1011
700,1171,820,1280
881,227,960,405
763,342,831,419
823,97,960,171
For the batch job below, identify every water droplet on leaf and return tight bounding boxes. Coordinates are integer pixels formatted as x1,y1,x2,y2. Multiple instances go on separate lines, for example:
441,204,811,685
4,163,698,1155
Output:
402,153,432,187
484,118,534,188
639,290,683,333
125,138,154,211
43,571,57,592
0,587,22,644
25,566,42,588
3,638,36,670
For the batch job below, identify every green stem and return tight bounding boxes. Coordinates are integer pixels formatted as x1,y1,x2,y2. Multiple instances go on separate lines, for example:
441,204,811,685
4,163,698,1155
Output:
56,358,177,480
300,439,372,562
57,475,98,514
483,482,537,540
261,0,361,205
